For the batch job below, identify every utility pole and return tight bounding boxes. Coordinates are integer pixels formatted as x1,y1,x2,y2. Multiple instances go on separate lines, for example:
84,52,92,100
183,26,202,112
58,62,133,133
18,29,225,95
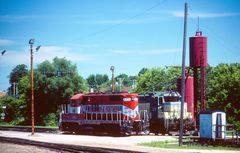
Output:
12,82,17,98
29,39,41,136
110,66,115,93
179,2,188,146
132,79,137,89
29,38,35,135
118,78,124,92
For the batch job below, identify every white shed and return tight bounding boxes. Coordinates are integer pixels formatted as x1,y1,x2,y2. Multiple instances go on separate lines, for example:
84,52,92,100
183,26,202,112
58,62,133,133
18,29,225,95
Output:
199,111,226,139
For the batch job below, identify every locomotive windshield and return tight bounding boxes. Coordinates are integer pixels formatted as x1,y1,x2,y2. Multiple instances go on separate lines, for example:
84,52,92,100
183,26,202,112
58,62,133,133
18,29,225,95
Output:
164,96,180,102
70,99,81,107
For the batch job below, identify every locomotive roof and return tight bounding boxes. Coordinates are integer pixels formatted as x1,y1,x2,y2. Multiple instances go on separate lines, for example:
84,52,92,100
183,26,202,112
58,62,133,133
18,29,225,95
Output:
138,91,180,97
71,92,138,100
84,92,138,96
70,93,84,100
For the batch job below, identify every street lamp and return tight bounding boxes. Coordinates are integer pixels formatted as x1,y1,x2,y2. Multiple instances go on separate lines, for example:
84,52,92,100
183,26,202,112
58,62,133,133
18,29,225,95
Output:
1,50,6,56
29,38,40,135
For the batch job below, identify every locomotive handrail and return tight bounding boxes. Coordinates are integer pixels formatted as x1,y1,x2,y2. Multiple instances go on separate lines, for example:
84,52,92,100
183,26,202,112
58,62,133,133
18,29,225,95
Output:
82,111,124,123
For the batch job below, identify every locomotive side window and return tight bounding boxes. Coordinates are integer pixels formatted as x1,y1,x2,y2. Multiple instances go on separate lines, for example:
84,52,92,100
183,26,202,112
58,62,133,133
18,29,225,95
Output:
82,96,89,104
164,96,180,102
110,95,122,102
70,100,77,107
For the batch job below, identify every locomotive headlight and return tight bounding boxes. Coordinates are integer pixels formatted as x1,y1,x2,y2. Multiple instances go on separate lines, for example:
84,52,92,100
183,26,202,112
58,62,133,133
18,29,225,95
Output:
123,98,131,101
132,97,138,101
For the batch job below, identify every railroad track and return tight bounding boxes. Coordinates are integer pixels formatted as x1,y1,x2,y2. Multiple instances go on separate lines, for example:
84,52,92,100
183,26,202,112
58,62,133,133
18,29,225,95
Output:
0,136,143,153
0,126,58,133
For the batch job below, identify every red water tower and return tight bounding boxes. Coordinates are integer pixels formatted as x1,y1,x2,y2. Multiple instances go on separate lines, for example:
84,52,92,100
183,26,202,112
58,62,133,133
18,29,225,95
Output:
177,76,194,118
190,31,208,67
189,31,208,118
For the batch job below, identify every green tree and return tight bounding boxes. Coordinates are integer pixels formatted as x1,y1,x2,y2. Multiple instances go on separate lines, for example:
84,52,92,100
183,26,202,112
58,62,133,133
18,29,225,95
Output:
115,74,129,86
138,68,148,76
15,57,88,125
86,74,109,92
0,96,25,125
96,74,109,85
35,57,87,124
135,68,167,93
165,67,181,90
135,67,181,93
8,64,28,95
9,64,28,84
86,74,97,88
207,63,240,130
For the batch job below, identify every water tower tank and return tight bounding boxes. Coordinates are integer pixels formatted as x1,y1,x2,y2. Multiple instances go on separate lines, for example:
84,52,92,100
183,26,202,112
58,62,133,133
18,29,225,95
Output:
190,31,208,67
177,76,194,117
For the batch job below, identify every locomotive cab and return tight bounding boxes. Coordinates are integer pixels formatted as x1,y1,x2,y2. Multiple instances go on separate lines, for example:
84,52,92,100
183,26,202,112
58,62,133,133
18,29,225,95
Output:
138,91,194,135
68,99,81,114
67,94,84,114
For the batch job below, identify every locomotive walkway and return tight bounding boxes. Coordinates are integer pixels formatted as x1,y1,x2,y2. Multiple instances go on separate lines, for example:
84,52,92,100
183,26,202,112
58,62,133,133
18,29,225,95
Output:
0,130,239,153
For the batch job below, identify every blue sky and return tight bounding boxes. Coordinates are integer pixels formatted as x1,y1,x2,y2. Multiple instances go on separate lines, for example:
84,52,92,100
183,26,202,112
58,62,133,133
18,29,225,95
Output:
0,0,240,90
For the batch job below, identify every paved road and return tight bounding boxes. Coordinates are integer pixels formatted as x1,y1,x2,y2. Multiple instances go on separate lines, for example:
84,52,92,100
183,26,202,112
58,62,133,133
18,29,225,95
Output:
0,130,239,153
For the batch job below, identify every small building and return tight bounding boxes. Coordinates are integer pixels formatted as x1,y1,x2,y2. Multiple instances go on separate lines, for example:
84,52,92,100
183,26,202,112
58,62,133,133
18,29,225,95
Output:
199,111,226,139
0,91,7,97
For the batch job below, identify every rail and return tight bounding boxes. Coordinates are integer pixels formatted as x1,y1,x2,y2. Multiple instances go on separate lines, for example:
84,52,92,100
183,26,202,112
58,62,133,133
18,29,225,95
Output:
0,136,143,153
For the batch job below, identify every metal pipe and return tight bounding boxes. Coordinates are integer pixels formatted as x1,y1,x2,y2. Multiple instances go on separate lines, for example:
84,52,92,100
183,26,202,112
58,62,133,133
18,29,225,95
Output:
193,68,198,121
200,55,206,111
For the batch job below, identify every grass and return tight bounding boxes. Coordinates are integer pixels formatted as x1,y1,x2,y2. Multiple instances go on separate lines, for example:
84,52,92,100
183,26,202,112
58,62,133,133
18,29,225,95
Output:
138,140,240,151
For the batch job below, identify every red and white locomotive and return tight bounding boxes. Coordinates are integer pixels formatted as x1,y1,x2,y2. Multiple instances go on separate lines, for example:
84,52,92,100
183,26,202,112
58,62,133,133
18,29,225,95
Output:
59,93,149,134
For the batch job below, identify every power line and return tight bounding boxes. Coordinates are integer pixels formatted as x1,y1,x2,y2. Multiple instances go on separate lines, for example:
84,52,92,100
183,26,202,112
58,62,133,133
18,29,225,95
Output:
171,17,183,66
57,0,168,45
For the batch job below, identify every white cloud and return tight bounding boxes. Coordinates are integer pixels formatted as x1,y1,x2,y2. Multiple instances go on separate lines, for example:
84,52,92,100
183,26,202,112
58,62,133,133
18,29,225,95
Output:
170,11,240,18
112,48,181,55
0,39,14,46
0,15,39,22
1,46,94,66
112,50,130,54
35,46,93,63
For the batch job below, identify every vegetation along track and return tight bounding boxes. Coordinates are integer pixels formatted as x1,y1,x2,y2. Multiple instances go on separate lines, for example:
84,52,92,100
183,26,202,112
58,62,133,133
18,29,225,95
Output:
0,126,58,133
0,136,144,153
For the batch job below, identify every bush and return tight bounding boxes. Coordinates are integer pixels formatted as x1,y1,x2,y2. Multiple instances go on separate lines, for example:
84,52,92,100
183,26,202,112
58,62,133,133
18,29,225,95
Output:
43,113,58,127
